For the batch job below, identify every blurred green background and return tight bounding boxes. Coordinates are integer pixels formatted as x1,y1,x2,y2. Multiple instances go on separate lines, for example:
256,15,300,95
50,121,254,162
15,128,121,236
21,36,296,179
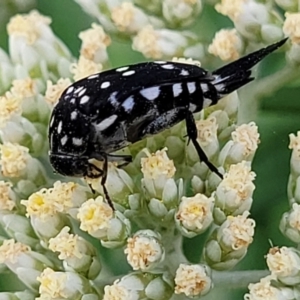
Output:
0,1,299,299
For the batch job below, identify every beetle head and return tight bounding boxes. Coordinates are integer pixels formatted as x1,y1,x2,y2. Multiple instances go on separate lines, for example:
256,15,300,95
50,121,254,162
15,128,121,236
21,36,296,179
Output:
49,153,89,177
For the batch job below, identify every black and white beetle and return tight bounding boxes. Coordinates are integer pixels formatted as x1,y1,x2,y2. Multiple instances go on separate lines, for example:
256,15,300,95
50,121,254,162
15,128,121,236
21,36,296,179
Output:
48,38,287,208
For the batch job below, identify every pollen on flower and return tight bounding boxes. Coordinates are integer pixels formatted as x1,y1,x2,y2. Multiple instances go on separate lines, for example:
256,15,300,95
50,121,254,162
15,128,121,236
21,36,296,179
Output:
104,280,130,300
221,211,255,250
45,78,72,105
7,10,51,45
21,189,57,219
79,23,111,61
49,227,83,260
0,142,29,177
208,29,242,61
0,92,23,128
70,56,103,81
196,116,218,146
244,275,280,300
77,196,113,235
215,0,246,21
0,181,15,210
172,57,201,67
11,78,36,98
0,239,30,264
231,122,260,157
176,193,214,231
289,132,300,160
221,161,256,201
49,181,77,213
111,2,137,32
124,234,163,270
266,246,300,278
283,13,300,44
37,268,68,299
288,203,300,230
174,264,212,296
141,147,176,180
132,25,162,59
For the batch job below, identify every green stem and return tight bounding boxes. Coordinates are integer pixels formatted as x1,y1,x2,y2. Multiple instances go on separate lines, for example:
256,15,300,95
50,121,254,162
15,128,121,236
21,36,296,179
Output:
212,269,270,289
238,66,300,123
163,232,189,274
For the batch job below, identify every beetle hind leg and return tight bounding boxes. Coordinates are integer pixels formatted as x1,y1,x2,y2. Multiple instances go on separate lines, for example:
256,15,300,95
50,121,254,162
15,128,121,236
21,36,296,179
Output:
185,111,223,179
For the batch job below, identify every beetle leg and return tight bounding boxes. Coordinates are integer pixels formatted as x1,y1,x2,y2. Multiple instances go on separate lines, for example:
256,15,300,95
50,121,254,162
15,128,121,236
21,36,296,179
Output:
100,154,115,210
141,107,186,137
185,111,223,179
87,159,115,210
106,153,132,168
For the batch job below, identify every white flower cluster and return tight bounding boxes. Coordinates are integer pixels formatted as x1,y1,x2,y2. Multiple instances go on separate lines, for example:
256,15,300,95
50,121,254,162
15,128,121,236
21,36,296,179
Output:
0,1,296,299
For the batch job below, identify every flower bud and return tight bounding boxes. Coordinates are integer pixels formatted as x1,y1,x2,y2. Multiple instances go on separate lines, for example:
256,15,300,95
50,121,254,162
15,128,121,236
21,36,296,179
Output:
267,246,300,286
77,196,131,247
37,267,97,299
280,203,300,243
213,161,255,224
124,230,164,271
174,263,212,297
244,275,295,300
162,0,202,28
175,193,214,237
204,211,255,270
104,271,173,300
0,239,54,290
132,25,203,60
48,226,101,280
7,11,72,80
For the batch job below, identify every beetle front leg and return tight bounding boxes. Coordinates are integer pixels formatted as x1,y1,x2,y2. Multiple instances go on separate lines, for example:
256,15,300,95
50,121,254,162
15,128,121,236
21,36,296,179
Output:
87,159,115,210
185,111,223,179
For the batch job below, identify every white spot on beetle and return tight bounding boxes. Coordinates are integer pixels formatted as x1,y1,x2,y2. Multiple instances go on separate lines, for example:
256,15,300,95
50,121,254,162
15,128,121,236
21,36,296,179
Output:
75,86,84,94
70,98,76,104
180,69,189,76
66,86,74,94
78,88,87,97
187,82,196,94
71,111,78,120
122,96,134,112
101,81,110,89
60,135,68,146
203,98,212,108
96,114,118,131
189,103,197,112
172,83,182,97
201,83,209,93
123,70,135,76
57,121,63,134
88,74,99,79
108,92,118,107
215,83,225,93
72,137,83,146
154,61,166,64
162,64,174,70
116,66,129,72
80,95,90,104
50,116,55,127
140,86,160,101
